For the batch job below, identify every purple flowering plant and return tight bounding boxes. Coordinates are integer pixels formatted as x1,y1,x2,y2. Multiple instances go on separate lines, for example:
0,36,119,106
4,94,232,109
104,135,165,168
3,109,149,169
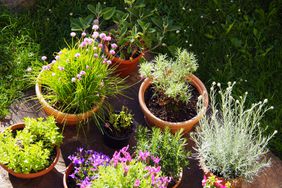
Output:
202,174,231,188
33,23,126,120
68,146,171,188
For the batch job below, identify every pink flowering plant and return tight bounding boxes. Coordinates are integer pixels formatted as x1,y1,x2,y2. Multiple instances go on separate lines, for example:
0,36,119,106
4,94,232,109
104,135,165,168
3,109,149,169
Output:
90,145,171,188
33,24,126,117
202,174,231,188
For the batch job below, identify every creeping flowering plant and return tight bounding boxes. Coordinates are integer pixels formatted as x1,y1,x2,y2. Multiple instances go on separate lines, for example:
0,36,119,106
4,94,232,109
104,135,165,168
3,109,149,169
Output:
33,24,126,116
68,146,171,188
202,174,231,188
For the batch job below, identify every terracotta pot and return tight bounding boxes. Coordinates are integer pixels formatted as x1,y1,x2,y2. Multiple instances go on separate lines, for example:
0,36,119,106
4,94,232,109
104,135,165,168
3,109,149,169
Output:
104,44,144,77
63,163,74,188
204,171,242,188
0,123,61,179
138,74,209,134
35,65,105,126
171,170,183,188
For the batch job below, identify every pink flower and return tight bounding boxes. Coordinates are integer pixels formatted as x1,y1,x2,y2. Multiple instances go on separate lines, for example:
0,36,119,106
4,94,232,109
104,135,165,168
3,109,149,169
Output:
41,56,47,61
77,74,82,80
98,43,103,48
99,33,106,39
80,41,87,48
51,60,56,64
58,66,64,71
134,179,140,187
151,156,160,164
80,70,86,75
86,65,89,69
109,50,115,55
105,36,111,41
111,43,118,49
81,32,87,37
55,55,60,60
138,151,150,161
94,53,98,58
106,60,112,65
202,175,207,186
42,65,50,71
71,77,76,82
92,24,99,30
93,47,97,50
70,32,76,37
92,31,99,38
75,53,80,58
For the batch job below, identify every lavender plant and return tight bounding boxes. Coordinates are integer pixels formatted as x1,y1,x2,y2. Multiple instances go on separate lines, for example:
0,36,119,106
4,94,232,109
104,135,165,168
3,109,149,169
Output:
139,48,198,103
191,82,277,181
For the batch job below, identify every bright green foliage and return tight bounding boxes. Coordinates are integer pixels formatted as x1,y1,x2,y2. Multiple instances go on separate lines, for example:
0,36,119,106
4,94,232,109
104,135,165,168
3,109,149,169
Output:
108,106,133,133
0,116,63,174
139,48,198,103
32,36,126,115
135,126,189,180
191,82,277,181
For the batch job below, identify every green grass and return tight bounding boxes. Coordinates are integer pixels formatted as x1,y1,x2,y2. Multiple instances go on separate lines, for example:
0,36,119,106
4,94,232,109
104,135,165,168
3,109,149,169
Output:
0,0,281,158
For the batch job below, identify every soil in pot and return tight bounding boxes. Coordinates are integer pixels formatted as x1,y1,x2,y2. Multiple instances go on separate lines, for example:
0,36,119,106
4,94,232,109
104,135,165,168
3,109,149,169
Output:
144,83,199,122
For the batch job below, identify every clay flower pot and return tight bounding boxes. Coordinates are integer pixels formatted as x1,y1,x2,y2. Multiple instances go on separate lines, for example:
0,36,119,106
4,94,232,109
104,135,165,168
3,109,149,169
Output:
104,44,144,77
138,74,209,134
171,170,183,188
63,163,74,188
0,123,61,179
35,65,105,126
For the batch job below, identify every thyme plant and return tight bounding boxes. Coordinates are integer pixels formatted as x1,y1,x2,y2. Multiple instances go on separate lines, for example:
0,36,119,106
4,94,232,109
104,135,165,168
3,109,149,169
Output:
191,82,277,181
139,48,198,103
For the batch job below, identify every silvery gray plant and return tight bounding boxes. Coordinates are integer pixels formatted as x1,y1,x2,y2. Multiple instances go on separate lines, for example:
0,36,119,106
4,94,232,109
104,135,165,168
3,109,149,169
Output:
191,81,277,181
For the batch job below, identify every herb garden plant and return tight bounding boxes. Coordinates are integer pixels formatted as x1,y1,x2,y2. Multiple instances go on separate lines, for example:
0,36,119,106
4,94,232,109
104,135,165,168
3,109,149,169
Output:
65,146,171,188
138,48,208,133
0,116,63,178
136,127,190,187
33,25,126,125
191,82,277,186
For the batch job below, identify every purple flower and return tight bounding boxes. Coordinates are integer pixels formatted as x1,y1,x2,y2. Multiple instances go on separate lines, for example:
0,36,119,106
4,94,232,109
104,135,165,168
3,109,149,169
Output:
42,65,50,71
134,179,140,187
80,70,86,76
92,24,99,30
106,60,112,65
75,53,80,58
98,43,103,48
58,66,64,71
70,32,76,37
92,31,99,38
99,33,106,39
151,156,160,164
81,32,87,37
71,77,76,82
94,53,98,58
111,43,118,49
105,36,111,41
77,74,82,80
80,41,87,48
138,151,150,161
41,56,47,61
109,49,115,55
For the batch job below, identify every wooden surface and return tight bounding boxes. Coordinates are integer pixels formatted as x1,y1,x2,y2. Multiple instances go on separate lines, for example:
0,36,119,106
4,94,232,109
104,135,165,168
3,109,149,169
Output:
0,72,282,188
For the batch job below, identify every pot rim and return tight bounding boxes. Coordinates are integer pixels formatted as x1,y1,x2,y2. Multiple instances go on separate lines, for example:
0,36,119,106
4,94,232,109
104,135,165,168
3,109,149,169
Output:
138,74,209,127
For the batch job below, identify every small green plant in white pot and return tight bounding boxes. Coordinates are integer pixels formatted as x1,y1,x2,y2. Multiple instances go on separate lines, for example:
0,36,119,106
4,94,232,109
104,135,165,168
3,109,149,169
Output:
191,82,277,187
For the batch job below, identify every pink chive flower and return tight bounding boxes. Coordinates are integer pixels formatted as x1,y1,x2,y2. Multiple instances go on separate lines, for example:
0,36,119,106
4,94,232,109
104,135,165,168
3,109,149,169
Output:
106,60,112,65
58,51,63,55
98,43,103,48
58,66,64,71
105,36,111,41
92,24,99,30
41,56,47,61
94,53,98,58
80,41,87,48
76,74,82,80
81,32,87,37
75,53,80,58
51,60,56,64
70,32,76,37
92,31,99,38
80,70,86,75
71,77,76,82
134,179,140,187
109,49,116,55
55,55,60,60
111,43,118,49
99,33,106,39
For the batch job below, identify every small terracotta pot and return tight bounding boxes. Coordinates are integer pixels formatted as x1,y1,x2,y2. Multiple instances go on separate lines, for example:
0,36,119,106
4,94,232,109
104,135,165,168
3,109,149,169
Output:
204,171,242,188
63,163,74,188
104,44,144,77
0,123,61,179
35,64,104,126
171,170,183,188
138,74,209,134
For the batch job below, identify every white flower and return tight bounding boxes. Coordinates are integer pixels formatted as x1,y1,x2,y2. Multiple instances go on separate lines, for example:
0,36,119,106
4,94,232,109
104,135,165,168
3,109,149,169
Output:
70,32,76,37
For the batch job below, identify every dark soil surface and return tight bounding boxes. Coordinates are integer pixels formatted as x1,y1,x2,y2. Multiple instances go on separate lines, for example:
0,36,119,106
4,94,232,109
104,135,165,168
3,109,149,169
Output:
144,84,199,122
